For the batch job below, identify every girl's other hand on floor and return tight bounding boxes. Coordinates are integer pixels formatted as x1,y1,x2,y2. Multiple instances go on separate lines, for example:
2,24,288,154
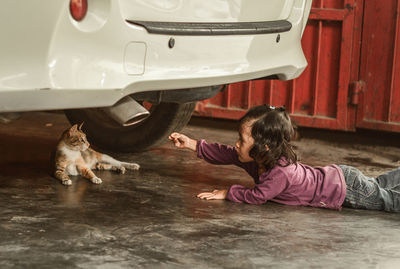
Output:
197,189,228,200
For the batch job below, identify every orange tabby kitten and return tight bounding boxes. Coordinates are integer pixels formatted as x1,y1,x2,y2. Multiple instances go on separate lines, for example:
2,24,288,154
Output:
54,123,139,185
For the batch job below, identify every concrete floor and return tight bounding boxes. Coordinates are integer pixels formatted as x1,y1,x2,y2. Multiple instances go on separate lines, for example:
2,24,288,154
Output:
1,112,400,269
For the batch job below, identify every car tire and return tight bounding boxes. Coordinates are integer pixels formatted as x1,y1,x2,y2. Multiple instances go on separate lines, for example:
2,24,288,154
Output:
64,102,196,152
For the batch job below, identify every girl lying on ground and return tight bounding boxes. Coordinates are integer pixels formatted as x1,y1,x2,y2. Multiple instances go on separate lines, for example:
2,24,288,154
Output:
169,105,400,212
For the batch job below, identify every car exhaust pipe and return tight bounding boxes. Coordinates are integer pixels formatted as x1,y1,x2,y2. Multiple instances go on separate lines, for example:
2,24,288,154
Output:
102,96,150,126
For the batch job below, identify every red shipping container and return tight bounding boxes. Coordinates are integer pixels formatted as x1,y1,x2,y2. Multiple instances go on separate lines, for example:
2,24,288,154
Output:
194,0,400,133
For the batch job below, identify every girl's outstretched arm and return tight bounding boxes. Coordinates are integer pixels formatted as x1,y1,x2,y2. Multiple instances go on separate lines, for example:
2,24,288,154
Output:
169,132,197,151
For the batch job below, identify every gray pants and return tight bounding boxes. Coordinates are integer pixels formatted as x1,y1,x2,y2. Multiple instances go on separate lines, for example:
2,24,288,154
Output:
339,165,400,212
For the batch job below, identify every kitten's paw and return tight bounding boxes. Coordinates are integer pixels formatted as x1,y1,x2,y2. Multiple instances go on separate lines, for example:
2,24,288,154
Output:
125,163,140,170
91,177,102,184
95,163,103,170
62,179,72,186
117,166,126,174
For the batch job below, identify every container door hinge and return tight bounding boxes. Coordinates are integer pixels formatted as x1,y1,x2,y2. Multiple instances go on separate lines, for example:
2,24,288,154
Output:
349,80,365,106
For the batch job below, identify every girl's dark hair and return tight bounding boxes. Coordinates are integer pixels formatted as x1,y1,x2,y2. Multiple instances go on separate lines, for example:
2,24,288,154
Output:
239,105,297,170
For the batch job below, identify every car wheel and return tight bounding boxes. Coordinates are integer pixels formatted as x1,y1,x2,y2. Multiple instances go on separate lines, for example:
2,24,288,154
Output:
64,101,195,152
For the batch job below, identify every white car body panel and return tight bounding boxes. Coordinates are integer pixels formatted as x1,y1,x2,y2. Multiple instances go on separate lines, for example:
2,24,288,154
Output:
0,0,312,112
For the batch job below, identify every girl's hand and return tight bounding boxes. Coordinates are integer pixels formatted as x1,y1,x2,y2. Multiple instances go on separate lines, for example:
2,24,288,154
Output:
168,132,197,151
197,189,228,200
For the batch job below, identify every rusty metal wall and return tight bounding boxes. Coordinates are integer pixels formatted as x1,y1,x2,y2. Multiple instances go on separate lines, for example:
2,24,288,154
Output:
356,0,400,132
194,0,400,133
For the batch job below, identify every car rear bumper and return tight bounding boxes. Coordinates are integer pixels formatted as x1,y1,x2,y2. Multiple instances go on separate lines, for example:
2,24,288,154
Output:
0,0,311,112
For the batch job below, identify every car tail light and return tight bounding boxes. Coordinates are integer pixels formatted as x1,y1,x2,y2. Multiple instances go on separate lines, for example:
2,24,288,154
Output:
70,0,88,21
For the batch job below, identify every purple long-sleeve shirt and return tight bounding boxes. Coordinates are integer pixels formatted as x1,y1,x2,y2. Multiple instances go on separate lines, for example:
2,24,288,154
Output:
196,140,346,210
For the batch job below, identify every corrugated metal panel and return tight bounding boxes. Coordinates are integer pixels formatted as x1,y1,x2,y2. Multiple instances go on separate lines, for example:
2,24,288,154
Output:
195,0,358,131
195,0,400,133
356,0,400,132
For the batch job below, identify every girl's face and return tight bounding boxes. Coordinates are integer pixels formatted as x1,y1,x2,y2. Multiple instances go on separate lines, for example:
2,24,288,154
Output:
235,121,255,162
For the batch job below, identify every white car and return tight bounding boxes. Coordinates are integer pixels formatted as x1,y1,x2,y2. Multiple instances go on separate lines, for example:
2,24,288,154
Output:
0,0,311,152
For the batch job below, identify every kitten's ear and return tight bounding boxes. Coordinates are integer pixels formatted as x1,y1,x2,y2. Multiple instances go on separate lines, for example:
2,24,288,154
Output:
69,124,78,135
78,122,84,131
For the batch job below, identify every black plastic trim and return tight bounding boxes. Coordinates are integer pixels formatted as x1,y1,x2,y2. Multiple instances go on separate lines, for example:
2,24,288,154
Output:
131,86,223,104
126,20,292,36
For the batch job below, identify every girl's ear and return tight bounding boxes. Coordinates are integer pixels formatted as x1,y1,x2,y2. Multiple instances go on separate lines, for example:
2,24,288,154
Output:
265,145,270,151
